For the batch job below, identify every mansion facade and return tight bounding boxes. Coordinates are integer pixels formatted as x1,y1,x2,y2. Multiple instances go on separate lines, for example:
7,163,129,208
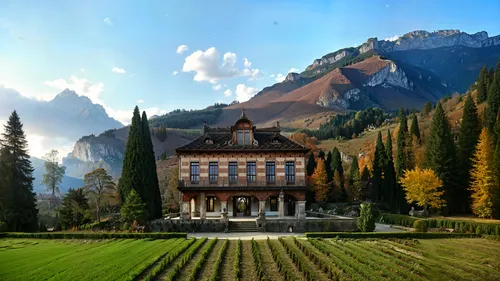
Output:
176,110,309,220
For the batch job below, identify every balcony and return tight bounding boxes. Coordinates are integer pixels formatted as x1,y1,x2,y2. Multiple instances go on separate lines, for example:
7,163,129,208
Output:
178,178,307,191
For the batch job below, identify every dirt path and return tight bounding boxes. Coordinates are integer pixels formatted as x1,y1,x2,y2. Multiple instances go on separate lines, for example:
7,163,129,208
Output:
219,240,237,281
198,239,225,281
240,240,259,281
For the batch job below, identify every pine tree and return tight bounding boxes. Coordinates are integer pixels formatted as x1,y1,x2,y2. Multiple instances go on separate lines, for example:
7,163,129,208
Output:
409,114,421,145
59,188,92,229
325,151,333,182
395,108,409,213
141,111,162,219
118,107,144,204
486,78,500,136
476,66,489,104
422,102,432,116
312,159,329,202
349,156,362,201
121,189,147,224
423,102,457,214
306,153,316,176
457,94,480,213
470,128,496,218
0,111,38,232
372,131,386,202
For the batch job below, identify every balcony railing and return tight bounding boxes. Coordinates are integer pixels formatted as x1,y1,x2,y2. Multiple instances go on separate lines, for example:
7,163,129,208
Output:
178,178,307,189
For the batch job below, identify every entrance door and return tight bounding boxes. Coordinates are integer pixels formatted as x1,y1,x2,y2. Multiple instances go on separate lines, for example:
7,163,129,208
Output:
233,196,251,216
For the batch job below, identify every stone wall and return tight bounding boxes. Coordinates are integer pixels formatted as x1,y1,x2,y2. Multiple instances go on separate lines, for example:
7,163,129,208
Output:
148,219,227,233
261,218,358,233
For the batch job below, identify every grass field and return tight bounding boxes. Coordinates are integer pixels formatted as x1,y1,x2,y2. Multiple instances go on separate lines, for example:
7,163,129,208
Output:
1,237,499,281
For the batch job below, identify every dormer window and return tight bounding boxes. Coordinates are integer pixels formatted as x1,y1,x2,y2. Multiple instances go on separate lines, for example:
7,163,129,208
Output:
204,137,213,144
233,109,254,146
272,136,280,144
237,129,251,145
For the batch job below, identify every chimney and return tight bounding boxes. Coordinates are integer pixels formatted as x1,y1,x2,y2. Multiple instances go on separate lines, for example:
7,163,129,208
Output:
203,121,208,133
276,121,280,128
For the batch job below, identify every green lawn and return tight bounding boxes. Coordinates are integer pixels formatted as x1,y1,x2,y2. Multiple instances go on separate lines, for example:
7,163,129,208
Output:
1,237,499,281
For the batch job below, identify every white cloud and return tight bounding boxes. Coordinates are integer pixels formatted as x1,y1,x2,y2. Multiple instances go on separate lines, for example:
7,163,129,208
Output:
103,17,113,26
112,67,126,74
235,84,259,102
243,58,252,68
182,47,240,83
44,76,105,105
176,44,189,55
274,73,286,83
384,35,399,41
224,89,233,97
242,68,263,81
172,71,178,75
289,68,300,73
137,99,144,104
212,84,223,91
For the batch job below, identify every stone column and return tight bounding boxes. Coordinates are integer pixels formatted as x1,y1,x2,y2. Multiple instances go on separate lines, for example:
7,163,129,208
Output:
200,192,206,220
297,200,306,220
258,200,266,216
278,191,285,218
220,200,228,214
180,201,190,221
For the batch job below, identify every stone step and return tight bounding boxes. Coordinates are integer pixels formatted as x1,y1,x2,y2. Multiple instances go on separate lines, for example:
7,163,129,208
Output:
229,221,258,232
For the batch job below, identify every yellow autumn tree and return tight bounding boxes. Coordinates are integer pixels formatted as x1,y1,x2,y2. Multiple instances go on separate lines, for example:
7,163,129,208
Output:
400,167,445,210
311,158,329,202
469,128,495,218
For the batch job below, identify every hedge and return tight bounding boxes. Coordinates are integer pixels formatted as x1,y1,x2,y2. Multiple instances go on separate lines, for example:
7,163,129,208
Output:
379,213,500,235
304,232,481,239
3,232,187,239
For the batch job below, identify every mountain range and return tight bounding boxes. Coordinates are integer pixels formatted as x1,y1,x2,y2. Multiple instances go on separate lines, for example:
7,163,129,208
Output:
17,29,500,183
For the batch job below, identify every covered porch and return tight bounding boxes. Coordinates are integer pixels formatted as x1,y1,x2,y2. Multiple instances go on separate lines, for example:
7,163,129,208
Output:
180,190,307,220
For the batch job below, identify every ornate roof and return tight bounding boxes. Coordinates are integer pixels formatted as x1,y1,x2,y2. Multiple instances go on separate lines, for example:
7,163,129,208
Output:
176,111,308,153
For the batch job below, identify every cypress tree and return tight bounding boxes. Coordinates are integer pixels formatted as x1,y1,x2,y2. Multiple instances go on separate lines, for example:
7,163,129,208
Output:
361,166,370,181
141,111,163,219
349,156,362,201
318,150,325,161
331,147,344,182
383,158,397,212
423,102,457,214
493,124,500,218
306,153,316,176
118,107,145,204
457,94,480,213
372,131,386,202
409,114,421,144
385,129,393,162
325,151,333,182
395,108,409,213
0,111,38,232
476,66,489,104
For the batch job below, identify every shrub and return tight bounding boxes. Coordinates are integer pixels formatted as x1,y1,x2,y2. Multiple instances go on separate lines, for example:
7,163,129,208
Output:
413,220,428,233
304,232,481,239
476,226,482,235
4,232,187,239
357,203,375,232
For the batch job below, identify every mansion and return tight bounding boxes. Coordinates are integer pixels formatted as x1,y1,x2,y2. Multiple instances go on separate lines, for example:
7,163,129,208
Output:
176,110,309,220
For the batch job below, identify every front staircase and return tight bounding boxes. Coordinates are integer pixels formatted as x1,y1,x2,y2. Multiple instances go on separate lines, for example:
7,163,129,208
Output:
229,221,258,232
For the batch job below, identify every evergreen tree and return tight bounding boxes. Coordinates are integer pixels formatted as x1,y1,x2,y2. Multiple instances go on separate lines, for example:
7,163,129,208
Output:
317,150,325,161
118,107,144,204
493,125,500,218
395,108,409,213
476,66,489,103
422,102,432,116
59,188,91,229
423,102,457,214
325,151,333,182
385,129,393,162
457,94,480,213
357,203,375,232
486,77,500,136
361,166,370,181
121,189,147,224
409,114,421,145
0,111,38,232
141,111,163,219
306,153,316,176
470,128,496,218
372,131,386,202
383,158,397,211
349,156,362,201
331,147,344,194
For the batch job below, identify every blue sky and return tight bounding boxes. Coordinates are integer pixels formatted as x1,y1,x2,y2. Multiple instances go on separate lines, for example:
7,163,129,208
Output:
1,0,500,145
